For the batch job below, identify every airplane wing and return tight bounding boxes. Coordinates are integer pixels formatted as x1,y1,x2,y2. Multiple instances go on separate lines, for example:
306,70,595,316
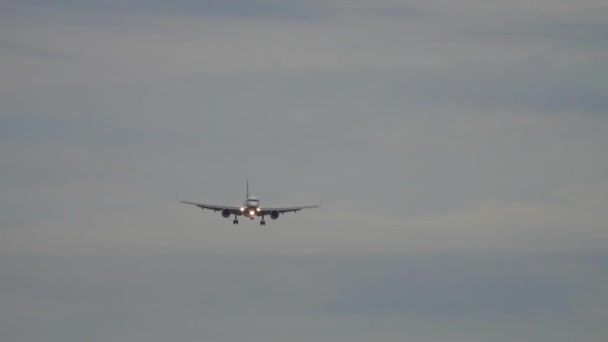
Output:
178,200,243,215
258,203,322,215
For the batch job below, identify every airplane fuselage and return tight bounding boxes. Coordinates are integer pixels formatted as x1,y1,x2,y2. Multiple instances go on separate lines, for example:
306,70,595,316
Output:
241,196,260,217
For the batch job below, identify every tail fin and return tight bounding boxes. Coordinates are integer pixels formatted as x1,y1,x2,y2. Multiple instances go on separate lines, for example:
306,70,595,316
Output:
246,178,249,199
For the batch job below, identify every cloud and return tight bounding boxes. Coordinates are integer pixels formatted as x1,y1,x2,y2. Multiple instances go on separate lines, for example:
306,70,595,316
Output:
1,2,608,340
1,252,606,342
5,0,324,19
2,70,607,256
3,0,607,90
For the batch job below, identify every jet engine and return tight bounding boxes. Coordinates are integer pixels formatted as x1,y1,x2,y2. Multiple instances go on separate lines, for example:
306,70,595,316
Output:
221,208,231,218
270,210,280,220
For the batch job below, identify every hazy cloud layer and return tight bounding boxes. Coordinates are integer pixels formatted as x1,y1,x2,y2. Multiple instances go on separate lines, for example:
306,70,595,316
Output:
1,1,607,341
2,252,607,342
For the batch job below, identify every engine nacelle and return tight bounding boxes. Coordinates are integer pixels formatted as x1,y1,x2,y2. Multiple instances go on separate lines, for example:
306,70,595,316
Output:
221,208,231,218
270,210,280,220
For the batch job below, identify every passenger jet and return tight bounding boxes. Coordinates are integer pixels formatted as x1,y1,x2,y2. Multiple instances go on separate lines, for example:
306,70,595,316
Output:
179,180,321,225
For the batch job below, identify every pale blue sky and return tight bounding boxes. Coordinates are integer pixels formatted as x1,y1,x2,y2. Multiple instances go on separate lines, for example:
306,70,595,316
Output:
1,1,607,341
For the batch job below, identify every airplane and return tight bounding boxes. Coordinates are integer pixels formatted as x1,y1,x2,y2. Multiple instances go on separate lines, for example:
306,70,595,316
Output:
179,180,321,225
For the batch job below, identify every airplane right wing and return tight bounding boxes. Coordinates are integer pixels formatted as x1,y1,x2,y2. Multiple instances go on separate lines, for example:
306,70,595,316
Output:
178,200,243,215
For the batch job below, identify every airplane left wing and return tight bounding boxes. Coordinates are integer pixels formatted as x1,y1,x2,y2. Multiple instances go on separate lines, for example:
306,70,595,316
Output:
258,203,322,215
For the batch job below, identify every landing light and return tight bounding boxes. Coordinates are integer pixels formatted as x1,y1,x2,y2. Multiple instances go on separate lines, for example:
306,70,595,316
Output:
240,207,245,212
256,208,261,212
249,210,255,216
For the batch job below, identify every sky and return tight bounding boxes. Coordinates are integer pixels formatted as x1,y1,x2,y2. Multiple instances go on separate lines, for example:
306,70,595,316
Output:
1,1,608,341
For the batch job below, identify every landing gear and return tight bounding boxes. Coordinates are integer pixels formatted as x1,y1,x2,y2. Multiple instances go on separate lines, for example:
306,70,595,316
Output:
233,215,239,225
260,216,266,226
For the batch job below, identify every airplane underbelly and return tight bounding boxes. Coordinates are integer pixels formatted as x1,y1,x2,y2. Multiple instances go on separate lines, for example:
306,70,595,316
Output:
244,207,258,217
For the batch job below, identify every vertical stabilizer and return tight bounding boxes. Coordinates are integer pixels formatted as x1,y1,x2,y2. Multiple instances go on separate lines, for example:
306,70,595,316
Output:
246,179,249,199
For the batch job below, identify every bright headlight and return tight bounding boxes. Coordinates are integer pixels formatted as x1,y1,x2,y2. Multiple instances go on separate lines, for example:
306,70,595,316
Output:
249,210,255,216
240,207,245,212
256,208,261,212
